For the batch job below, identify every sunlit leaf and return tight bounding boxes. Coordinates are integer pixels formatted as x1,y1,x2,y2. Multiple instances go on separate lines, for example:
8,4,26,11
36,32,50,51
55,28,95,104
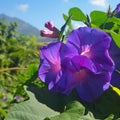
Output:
111,86,120,96
90,11,107,28
27,64,38,77
68,7,87,22
105,30,120,48
50,101,85,120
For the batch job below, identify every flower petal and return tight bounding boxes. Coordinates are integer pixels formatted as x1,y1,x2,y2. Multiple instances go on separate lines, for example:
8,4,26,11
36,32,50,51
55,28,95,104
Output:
50,68,76,94
66,29,82,54
76,72,111,102
66,27,114,72
38,41,61,84
40,41,61,64
91,37,114,72
67,27,110,47
38,59,51,82
71,55,97,73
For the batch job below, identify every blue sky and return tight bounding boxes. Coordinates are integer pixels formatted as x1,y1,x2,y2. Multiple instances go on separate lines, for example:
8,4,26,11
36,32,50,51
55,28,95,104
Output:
0,0,119,30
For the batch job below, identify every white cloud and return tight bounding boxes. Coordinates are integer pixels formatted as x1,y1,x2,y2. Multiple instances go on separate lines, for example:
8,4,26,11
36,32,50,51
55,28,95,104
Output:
90,0,107,7
17,4,29,12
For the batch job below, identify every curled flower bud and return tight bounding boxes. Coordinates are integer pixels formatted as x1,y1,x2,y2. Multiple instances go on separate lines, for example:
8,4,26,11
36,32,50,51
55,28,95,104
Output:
45,21,54,31
40,21,59,38
40,29,59,38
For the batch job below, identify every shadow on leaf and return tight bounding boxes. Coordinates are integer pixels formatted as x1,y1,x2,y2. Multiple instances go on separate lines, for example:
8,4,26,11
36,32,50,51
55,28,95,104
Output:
27,86,120,119
85,88,120,119
27,86,80,112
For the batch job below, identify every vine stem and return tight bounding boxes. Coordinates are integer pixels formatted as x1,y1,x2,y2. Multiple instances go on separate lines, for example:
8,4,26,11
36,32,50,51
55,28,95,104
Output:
115,69,120,74
0,67,27,72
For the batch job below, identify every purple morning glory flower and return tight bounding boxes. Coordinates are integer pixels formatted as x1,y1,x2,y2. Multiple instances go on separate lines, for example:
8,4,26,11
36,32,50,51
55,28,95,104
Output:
38,27,114,102
65,27,114,102
115,3,120,17
38,41,77,94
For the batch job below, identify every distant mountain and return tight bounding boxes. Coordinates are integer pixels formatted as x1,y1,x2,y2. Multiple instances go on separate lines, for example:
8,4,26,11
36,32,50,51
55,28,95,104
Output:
0,14,40,36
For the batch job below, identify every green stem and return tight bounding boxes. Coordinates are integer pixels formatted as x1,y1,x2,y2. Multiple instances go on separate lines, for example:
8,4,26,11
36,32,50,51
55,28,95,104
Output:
0,67,27,72
115,69,120,74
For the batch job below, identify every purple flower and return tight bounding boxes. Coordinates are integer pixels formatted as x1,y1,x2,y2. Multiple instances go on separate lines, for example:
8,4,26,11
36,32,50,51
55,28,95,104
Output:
65,27,114,101
14,95,21,102
38,41,76,93
38,27,114,102
3,95,7,101
1,88,5,92
115,3,120,17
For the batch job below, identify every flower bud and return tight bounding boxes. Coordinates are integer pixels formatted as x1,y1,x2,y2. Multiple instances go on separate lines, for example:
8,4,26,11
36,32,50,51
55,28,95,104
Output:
40,21,59,38
45,21,54,31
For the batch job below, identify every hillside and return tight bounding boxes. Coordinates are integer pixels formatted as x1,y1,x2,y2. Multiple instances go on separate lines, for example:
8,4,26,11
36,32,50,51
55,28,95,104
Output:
0,14,40,36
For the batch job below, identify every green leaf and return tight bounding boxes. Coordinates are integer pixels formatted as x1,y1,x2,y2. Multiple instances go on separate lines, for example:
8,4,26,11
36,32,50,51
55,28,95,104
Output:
105,30,120,48
85,88,120,119
50,101,96,120
5,86,80,119
104,114,114,120
14,85,24,96
24,86,79,112
68,7,87,22
5,86,59,120
58,15,72,40
27,64,38,77
90,11,107,27
107,17,120,25
0,108,6,118
62,14,74,35
111,86,120,96
62,14,71,26
50,101,85,120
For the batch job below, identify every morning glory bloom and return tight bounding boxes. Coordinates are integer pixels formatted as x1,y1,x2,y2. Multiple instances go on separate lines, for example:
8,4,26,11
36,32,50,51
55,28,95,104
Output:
65,27,114,102
38,27,114,102
38,41,77,94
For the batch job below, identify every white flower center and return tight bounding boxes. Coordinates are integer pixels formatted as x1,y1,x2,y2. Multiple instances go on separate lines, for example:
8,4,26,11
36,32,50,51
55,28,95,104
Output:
81,45,91,57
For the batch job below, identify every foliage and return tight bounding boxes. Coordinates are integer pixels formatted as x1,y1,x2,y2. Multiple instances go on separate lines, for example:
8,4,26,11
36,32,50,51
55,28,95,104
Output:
0,20,43,119
1,3,120,120
5,86,96,120
64,7,120,47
